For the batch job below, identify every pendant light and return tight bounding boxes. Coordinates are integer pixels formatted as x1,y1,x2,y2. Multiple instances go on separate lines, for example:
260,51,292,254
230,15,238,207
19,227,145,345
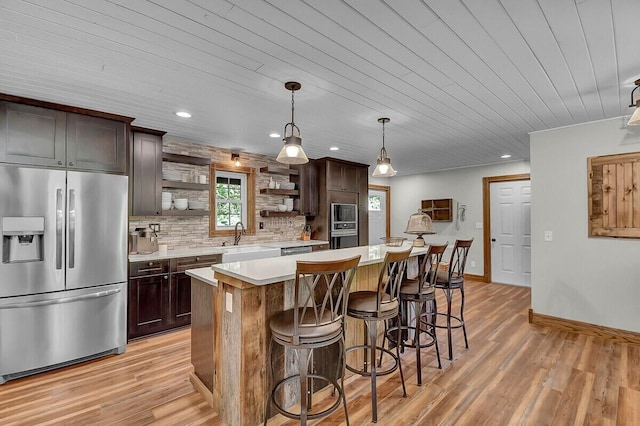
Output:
372,117,396,177
277,81,309,164
628,78,640,126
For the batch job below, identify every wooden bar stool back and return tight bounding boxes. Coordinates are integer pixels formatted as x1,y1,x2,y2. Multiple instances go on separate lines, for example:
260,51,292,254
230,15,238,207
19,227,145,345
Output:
345,248,412,423
434,238,473,360
264,255,361,425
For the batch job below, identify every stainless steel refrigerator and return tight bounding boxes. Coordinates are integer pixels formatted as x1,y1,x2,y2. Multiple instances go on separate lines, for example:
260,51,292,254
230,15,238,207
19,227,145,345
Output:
0,164,128,384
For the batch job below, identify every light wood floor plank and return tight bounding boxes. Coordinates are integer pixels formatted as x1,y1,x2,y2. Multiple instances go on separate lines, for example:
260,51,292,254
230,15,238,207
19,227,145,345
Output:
0,280,637,425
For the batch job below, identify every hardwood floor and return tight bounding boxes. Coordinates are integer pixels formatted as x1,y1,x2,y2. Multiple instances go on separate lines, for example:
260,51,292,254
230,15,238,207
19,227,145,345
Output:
1,280,638,425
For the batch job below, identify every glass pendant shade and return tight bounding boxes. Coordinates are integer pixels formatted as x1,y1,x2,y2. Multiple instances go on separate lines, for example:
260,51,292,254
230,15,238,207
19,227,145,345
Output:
628,79,640,126
277,81,309,164
372,117,396,177
628,102,640,126
404,209,436,247
372,149,396,177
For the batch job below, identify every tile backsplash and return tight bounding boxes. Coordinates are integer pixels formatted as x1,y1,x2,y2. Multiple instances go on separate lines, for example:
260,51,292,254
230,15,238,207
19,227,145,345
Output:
129,135,307,250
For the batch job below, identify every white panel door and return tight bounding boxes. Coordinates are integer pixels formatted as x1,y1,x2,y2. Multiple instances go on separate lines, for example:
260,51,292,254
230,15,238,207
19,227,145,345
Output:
490,180,531,286
368,189,387,244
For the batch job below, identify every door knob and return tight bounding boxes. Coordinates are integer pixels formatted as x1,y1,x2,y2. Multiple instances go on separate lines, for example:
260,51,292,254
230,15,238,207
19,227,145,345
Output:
491,238,496,242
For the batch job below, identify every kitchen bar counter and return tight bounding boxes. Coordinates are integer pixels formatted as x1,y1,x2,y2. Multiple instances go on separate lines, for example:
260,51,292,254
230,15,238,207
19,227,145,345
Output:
185,243,425,425
128,239,328,262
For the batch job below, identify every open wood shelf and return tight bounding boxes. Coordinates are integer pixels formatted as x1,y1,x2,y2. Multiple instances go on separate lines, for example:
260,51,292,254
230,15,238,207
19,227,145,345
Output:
162,180,209,190
162,153,211,166
259,188,299,196
421,198,453,222
162,209,210,216
259,166,299,175
259,210,300,217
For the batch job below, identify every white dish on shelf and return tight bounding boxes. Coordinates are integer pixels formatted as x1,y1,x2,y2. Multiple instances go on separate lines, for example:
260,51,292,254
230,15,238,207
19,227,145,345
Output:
286,205,293,212
280,182,295,190
276,204,287,212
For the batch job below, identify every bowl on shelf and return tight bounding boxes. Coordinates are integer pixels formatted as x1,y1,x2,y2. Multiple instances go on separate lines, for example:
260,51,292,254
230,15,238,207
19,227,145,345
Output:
174,198,188,211
189,201,205,210
277,204,287,212
286,205,293,212
280,182,295,190
380,237,407,247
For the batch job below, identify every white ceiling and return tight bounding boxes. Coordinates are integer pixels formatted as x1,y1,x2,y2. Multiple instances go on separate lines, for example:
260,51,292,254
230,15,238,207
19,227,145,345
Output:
0,0,637,175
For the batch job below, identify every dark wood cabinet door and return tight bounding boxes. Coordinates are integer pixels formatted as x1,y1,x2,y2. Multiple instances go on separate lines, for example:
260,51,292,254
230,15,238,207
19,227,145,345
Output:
66,113,126,173
170,272,192,327
128,274,170,339
326,161,358,192
326,160,359,192
0,101,66,167
131,131,162,215
295,162,318,216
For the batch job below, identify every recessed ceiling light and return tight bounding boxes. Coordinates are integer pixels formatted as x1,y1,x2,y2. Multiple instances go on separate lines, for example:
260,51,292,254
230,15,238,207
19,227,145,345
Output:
329,146,339,151
175,111,192,118
501,154,512,159
269,132,281,138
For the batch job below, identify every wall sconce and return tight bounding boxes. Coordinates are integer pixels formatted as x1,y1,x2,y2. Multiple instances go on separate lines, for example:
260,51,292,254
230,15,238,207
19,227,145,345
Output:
231,153,241,167
628,79,640,126
277,81,309,164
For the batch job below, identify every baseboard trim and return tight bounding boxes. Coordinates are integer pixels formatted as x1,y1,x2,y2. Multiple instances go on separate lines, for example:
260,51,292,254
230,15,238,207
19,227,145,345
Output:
528,309,640,345
190,372,214,408
465,273,484,281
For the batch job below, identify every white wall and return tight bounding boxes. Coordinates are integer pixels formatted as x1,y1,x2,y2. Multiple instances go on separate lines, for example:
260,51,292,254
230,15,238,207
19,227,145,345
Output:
372,160,530,277
530,117,640,332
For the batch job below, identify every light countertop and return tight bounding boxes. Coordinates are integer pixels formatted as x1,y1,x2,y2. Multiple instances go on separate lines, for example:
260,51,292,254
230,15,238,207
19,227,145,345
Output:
186,242,426,287
128,240,328,262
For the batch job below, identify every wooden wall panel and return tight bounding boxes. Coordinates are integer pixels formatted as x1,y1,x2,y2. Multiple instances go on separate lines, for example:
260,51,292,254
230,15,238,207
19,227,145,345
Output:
588,152,640,238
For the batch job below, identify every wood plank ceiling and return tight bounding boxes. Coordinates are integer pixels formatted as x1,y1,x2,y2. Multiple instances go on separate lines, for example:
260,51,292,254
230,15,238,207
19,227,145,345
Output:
0,0,637,175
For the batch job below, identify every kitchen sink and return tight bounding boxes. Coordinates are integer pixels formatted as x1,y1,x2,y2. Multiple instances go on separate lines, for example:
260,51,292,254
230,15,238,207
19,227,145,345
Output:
221,245,281,262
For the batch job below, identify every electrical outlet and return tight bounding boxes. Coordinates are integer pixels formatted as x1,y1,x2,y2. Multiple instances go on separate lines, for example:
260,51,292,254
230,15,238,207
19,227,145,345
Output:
226,292,233,313
470,260,476,268
149,223,160,232
544,231,553,242
475,222,482,229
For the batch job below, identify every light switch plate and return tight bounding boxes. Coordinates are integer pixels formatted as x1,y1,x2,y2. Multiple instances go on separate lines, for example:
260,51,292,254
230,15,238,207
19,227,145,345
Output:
544,231,553,242
225,291,233,313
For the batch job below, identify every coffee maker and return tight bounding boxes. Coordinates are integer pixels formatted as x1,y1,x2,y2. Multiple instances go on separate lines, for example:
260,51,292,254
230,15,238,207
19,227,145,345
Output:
129,227,158,254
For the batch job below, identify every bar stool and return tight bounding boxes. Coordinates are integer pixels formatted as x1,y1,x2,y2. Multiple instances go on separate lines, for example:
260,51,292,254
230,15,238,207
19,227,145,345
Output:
389,242,447,385
345,248,411,423
434,238,473,360
264,255,361,425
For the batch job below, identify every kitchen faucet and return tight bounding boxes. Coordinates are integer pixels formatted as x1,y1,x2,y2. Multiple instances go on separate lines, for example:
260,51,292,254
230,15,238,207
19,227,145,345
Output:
234,221,246,245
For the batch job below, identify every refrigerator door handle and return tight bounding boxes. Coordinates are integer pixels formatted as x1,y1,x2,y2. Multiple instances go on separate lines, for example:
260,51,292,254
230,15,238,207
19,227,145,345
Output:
0,288,122,310
56,188,63,270
68,189,76,269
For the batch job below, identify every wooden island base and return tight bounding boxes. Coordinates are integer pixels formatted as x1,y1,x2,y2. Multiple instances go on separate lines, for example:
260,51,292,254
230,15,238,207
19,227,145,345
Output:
187,244,426,425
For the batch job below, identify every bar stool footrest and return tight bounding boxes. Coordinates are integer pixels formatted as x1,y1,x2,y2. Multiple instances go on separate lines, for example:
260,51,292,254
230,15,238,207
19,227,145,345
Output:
386,324,438,350
270,374,344,421
432,312,465,329
345,344,399,377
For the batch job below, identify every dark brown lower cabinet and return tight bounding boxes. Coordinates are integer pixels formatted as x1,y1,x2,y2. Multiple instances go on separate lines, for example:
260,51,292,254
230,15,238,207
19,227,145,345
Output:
128,254,221,340
170,272,192,328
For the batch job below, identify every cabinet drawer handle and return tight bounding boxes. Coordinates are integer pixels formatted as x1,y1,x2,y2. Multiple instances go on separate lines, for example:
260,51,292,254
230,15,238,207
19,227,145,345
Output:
195,257,200,261
148,262,154,266
138,267,162,274
68,161,74,166
57,160,63,165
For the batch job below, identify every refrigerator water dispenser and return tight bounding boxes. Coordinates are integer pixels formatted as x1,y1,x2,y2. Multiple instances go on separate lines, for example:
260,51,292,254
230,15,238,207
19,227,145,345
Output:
2,217,45,263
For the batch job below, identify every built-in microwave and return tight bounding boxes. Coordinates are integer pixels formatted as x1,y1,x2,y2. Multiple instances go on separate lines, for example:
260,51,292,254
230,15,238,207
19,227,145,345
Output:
330,203,358,236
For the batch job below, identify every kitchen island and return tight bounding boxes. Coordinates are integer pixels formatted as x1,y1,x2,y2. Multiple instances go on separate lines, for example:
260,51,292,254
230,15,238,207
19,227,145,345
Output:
186,243,426,426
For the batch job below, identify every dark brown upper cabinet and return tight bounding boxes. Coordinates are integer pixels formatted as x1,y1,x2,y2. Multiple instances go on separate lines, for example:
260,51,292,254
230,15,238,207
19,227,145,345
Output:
0,99,129,173
130,127,165,216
